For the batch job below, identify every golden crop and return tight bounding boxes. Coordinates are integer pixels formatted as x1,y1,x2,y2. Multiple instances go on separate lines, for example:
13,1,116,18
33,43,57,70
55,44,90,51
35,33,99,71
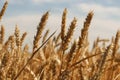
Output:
0,1,120,80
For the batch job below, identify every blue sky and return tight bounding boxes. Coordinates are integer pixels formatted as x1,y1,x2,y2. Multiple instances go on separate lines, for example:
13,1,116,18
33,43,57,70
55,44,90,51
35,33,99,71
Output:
0,0,120,47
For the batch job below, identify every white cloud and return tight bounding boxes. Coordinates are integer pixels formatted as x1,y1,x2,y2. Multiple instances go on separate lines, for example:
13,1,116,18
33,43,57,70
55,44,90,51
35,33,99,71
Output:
90,18,120,37
7,0,69,4
80,3,120,32
8,0,24,4
32,0,69,4
76,3,120,17
33,0,54,3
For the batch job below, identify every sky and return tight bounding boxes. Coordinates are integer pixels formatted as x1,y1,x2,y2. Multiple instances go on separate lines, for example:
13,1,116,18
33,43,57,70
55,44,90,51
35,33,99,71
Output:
0,0,120,48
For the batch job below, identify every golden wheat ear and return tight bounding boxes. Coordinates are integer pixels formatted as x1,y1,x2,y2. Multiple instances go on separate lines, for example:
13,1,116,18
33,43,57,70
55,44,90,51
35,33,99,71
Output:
14,25,20,49
20,32,27,47
42,29,49,43
0,25,5,45
63,17,77,51
61,8,67,42
0,1,8,21
78,11,93,49
33,11,49,52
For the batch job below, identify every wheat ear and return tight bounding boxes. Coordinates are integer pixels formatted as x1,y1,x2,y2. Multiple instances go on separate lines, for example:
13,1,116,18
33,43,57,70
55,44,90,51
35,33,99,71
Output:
33,11,49,51
0,1,8,21
78,11,93,49
0,25,5,44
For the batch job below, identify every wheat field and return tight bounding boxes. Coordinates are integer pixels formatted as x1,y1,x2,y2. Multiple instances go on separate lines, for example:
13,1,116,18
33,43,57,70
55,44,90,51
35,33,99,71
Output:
0,1,120,80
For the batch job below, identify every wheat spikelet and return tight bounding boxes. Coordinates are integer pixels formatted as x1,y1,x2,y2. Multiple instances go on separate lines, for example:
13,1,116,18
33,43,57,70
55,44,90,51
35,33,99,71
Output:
63,17,77,51
0,25,5,44
10,35,15,50
108,30,120,80
59,17,77,77
33,11,49,52
92,37,99,49
0,1,8,21
14,25,20,49
23,44,29,52
61,8,67,42
66,41,76,67
14,26,22,68
112,30,120,58
4,35,13,49
42,29,49,43
60,8,67,59
111,36,115,43
78,11,93,49
20,32,27,46
55,32,61,45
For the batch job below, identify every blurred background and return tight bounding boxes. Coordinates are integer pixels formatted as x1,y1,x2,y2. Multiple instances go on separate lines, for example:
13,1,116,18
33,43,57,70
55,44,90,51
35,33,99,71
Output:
0,0,120,49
